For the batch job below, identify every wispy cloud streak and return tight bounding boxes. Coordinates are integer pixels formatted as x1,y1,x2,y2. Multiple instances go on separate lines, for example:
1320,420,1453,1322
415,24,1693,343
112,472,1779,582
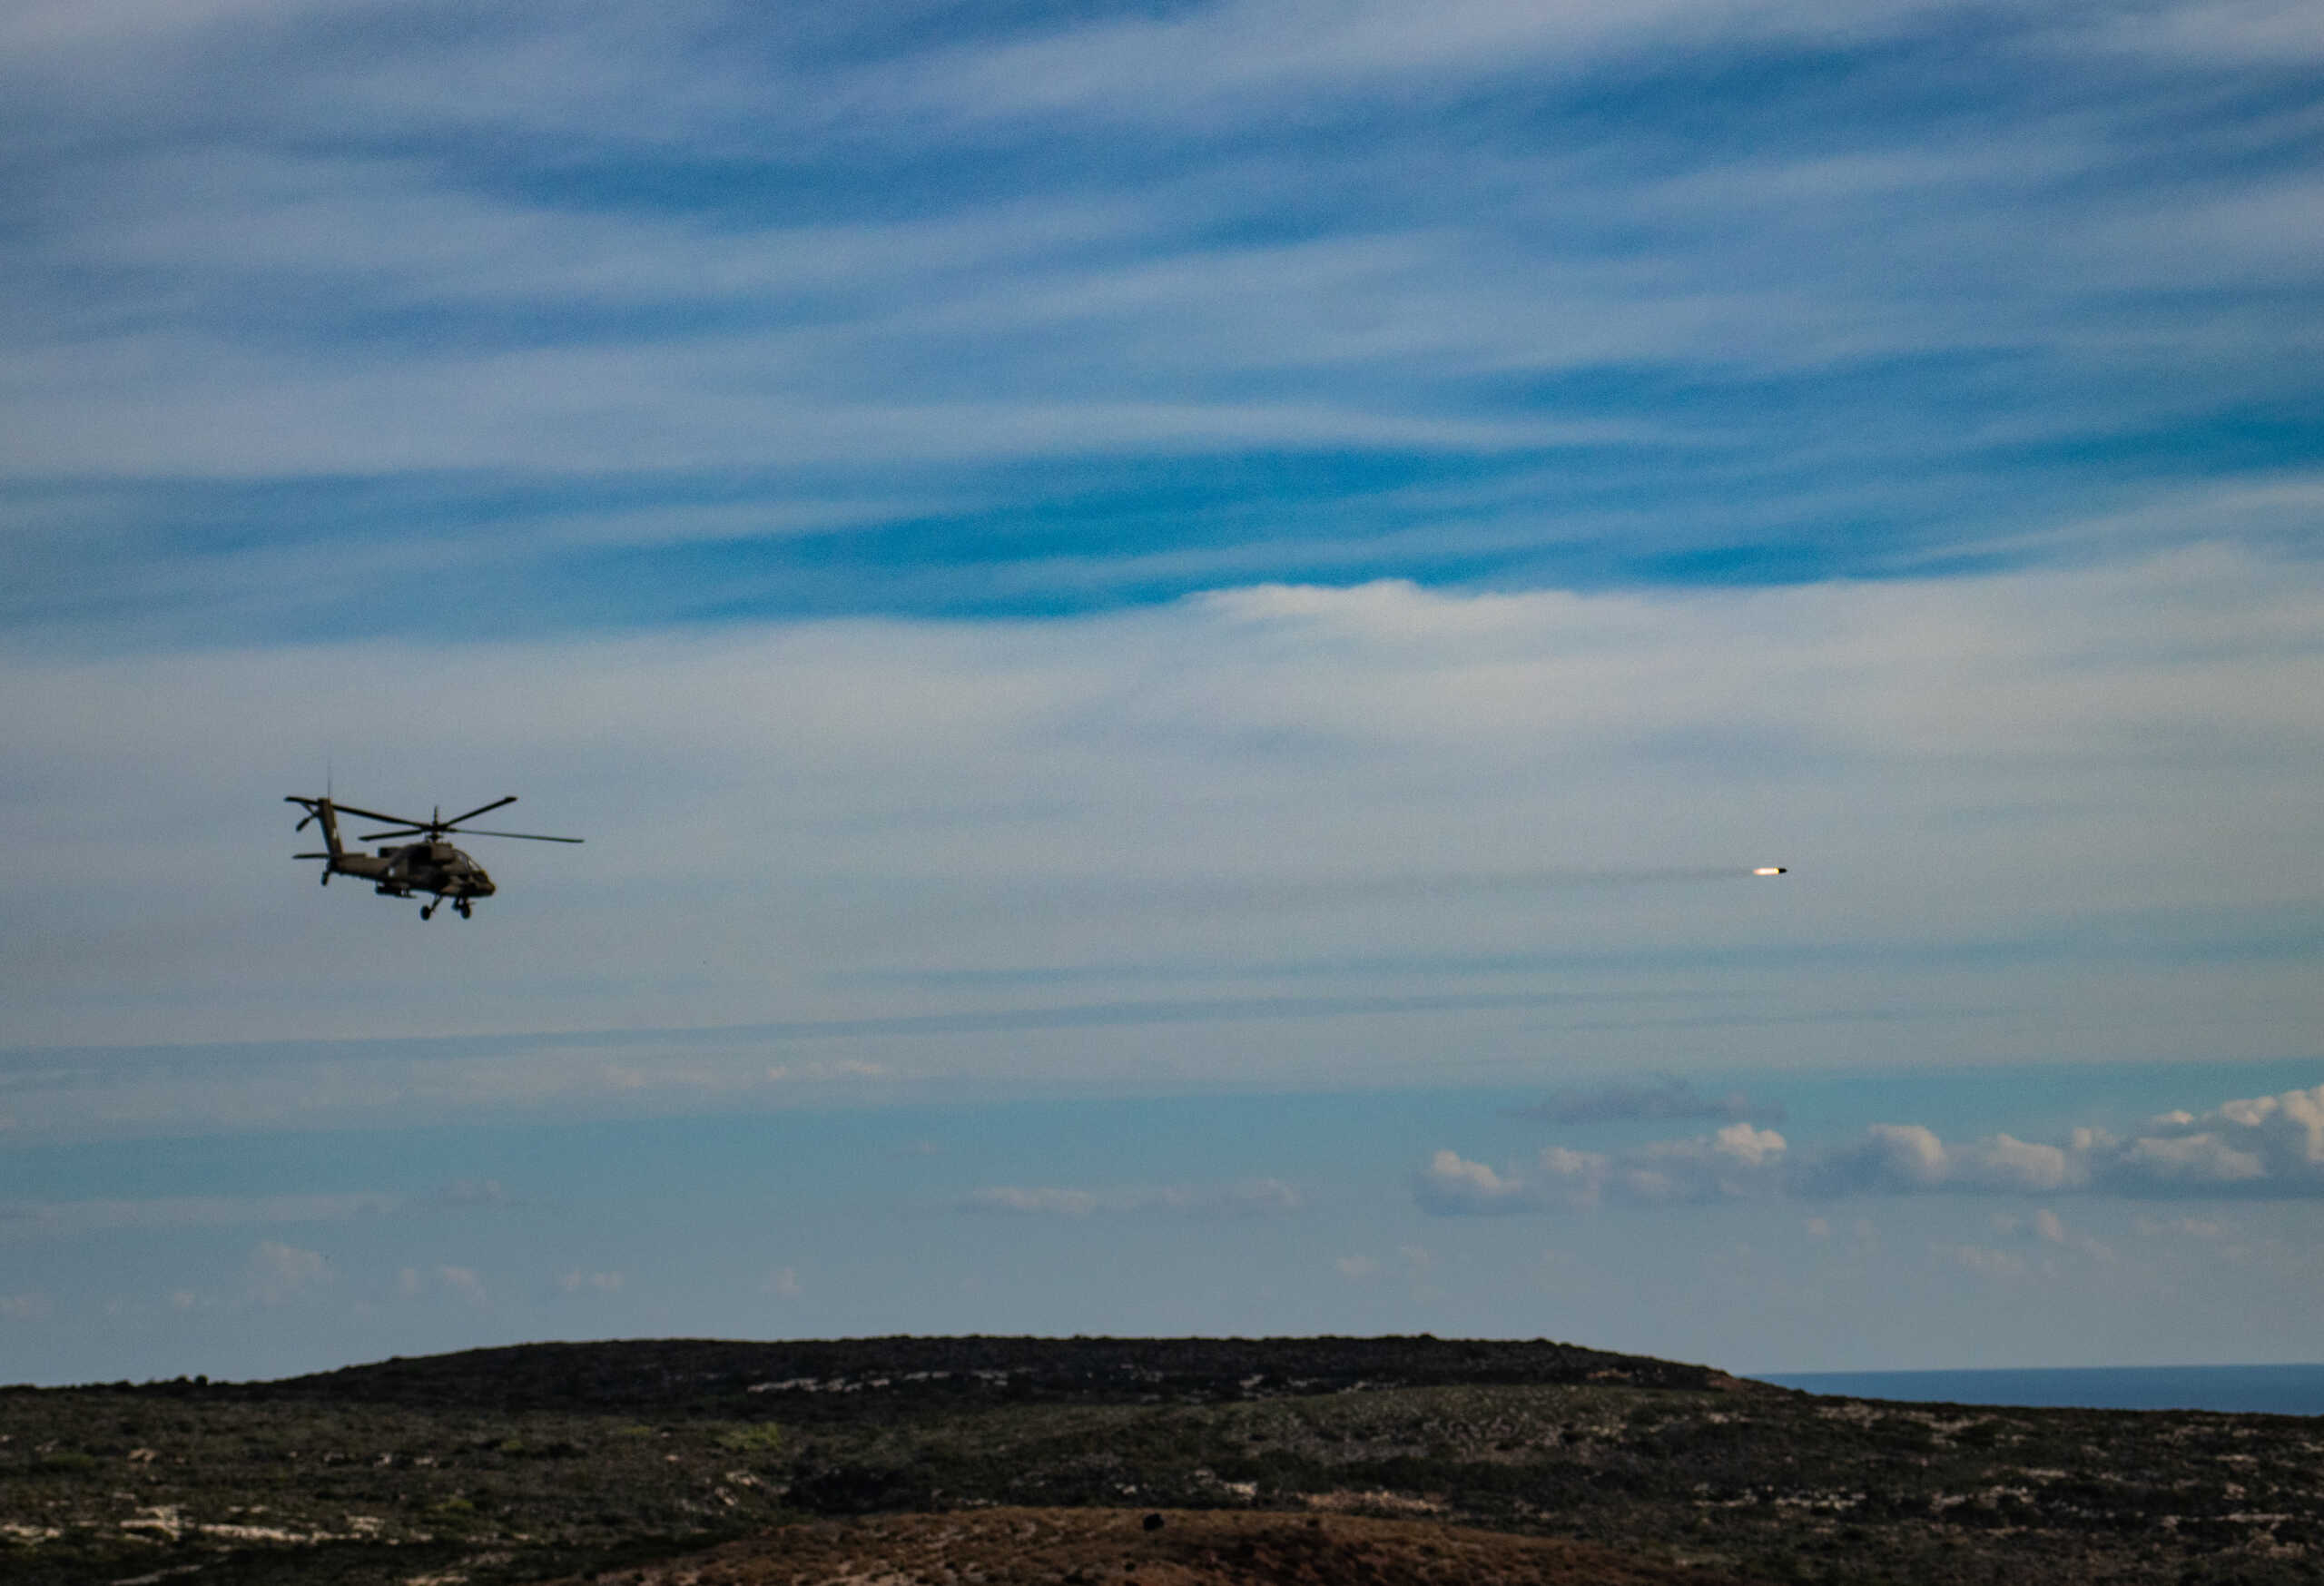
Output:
1507,1076,1780,1126
0,2,2317,642
960,1178,1303,1217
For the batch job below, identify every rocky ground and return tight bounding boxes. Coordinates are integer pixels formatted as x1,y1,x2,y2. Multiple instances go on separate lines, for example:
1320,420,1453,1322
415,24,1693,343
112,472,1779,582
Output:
565,1507,1758,1586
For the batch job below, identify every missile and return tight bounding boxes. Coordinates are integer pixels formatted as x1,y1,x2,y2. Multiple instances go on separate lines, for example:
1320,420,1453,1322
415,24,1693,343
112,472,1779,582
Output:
1752,866,1787,876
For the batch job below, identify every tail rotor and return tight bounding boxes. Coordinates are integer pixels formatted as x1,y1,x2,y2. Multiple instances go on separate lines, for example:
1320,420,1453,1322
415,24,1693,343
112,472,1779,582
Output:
285,794,348,862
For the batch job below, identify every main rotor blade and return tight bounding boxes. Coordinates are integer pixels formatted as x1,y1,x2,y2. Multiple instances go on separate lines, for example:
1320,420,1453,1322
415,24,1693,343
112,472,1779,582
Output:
443,795,518,828
358,828,430,842
451,827,584,843
324,801,425,828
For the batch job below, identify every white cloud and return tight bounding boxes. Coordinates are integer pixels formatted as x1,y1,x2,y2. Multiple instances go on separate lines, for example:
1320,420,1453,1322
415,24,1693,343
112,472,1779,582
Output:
762,1266,802,1297
1419,1124,1789,1215
1421,1082,2324,1216
2113,1131,2265,1187
1885,1127,1967,1186
1812,1087,2324,1199
1334,1254,1379,1280
438,1266,488,1305
1413,1149,1548,1215
0,1291,48,1320
2147,1088,2324,1179
1612,1124,1789,1206
1807,1126,2088,1196
248,1240,328,1305
1962,1135,2083,1194
1530,1147,1610,1207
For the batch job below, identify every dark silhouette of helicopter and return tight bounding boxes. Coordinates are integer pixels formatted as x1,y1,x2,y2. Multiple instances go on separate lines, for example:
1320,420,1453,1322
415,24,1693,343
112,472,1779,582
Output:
287,794,582,919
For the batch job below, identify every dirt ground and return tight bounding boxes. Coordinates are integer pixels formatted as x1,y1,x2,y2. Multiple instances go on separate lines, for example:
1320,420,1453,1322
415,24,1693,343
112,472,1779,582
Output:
566,1506,1762,1586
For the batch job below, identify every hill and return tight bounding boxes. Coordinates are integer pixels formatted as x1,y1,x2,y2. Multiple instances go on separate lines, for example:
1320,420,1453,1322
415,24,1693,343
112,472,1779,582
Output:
5,1335,2319,1585
240,1333,1741,1418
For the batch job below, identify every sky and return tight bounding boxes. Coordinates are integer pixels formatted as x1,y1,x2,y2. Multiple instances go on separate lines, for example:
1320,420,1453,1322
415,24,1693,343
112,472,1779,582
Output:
3,0,2321,1386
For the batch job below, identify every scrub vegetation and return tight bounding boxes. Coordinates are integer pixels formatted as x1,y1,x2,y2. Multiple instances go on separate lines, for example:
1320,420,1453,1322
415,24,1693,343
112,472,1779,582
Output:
4,1337,2319,1584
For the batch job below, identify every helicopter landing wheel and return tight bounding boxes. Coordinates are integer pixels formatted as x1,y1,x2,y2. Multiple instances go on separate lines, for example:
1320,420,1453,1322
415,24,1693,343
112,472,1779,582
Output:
420,901,437,921
455,900,472,920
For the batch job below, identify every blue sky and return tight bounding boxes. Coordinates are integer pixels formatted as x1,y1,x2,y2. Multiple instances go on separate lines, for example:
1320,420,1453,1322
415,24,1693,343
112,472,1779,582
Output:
3,0,2321,1384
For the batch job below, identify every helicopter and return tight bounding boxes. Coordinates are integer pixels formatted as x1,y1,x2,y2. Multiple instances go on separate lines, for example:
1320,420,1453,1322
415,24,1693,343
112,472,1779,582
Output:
287,793,582,919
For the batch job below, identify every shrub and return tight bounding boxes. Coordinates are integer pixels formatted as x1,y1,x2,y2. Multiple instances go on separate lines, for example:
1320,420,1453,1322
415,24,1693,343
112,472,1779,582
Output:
716,1425,783,1454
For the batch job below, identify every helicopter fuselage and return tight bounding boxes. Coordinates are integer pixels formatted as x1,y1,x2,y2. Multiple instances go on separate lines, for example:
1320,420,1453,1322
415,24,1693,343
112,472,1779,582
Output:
332,840,497,901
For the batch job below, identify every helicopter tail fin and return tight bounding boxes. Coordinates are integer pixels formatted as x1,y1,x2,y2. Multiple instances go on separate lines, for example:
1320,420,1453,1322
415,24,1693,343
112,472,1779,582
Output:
289,795,347,861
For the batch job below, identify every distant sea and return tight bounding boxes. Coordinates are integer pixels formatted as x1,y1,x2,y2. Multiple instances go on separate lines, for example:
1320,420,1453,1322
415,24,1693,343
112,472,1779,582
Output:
1755,1364,2324,1416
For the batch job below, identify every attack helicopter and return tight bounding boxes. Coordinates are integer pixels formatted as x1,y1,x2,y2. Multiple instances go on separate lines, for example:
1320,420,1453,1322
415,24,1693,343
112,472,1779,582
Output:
287,793,582,919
